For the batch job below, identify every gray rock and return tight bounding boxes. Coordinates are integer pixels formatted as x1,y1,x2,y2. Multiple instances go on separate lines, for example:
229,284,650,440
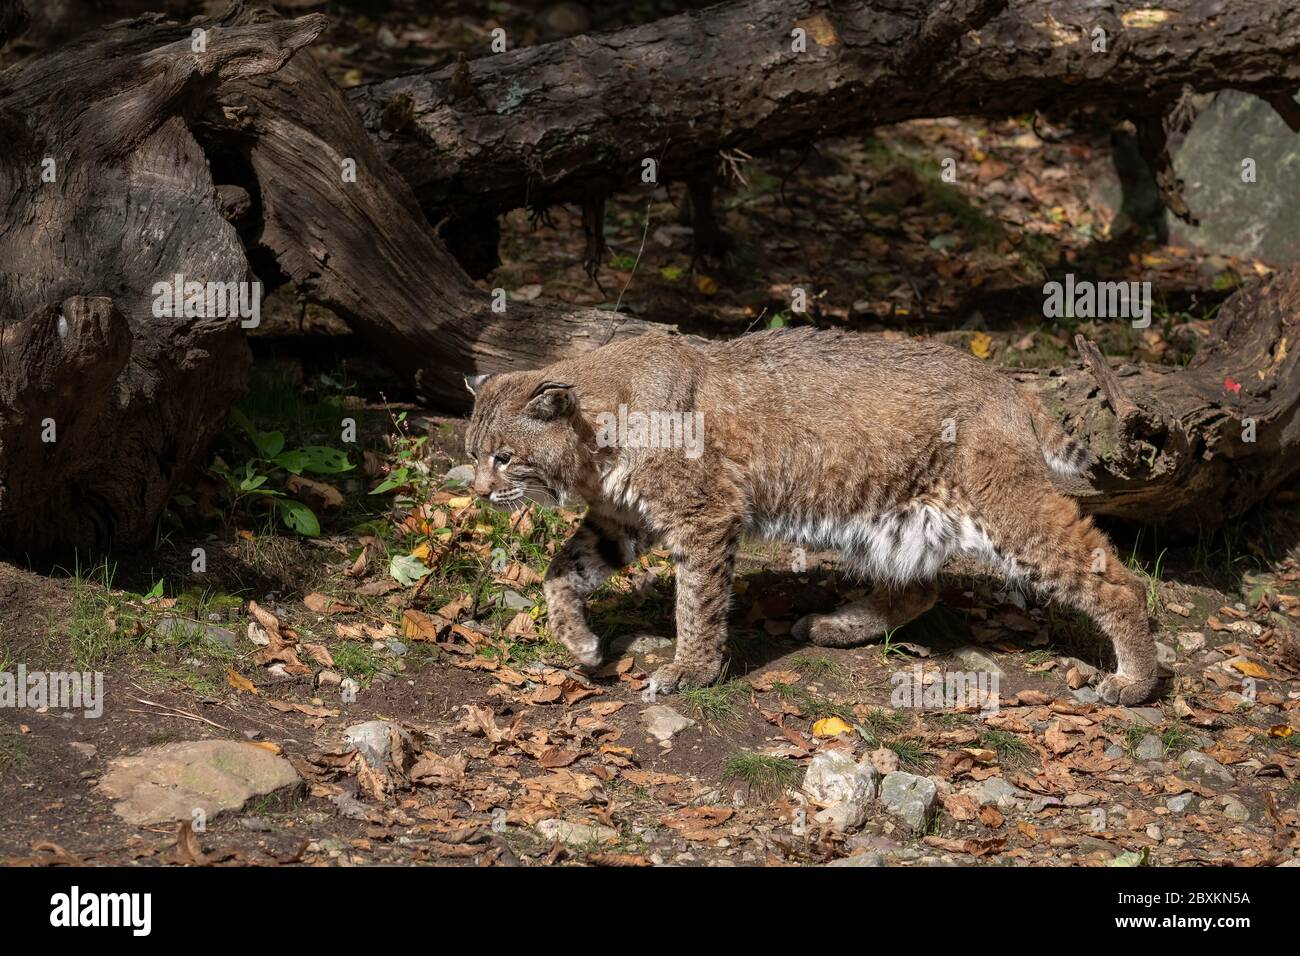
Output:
828,852,886,867
501,589,533,611
803,751,879,830
610,633,675,655
385,640,407,657
640,705,695,742
444,464,475,484
97,740,302,825
157,616,237,651
1134,734,1165,761
536,818,618,846
1104,744,1125,759
1176,631,1206,653
344,720,410,770
1155,642,1178,675
70,741,97,759
1178,750,1234,791
1166,793,1196,814
962,776,1028,809
878,771,938,831
1071,687,1100,704
1220,795,1251,822
1059,657,1100,681
950,645,1005,676
1125,707,1165,726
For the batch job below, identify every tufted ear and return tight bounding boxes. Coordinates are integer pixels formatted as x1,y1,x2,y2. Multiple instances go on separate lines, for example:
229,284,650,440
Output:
464,373,493,397
524,381,576,421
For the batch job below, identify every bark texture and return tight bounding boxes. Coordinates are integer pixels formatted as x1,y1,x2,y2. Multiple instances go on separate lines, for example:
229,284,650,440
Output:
0,9,326,552
350,0,1300,230
1015,266,1300,527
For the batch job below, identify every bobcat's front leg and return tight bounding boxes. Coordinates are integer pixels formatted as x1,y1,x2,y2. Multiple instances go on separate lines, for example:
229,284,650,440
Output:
647,519,739,698
544,513,638,669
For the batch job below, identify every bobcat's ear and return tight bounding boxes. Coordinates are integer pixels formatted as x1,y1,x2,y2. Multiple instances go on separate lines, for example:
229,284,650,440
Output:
464,373,493,397
524,381,576,421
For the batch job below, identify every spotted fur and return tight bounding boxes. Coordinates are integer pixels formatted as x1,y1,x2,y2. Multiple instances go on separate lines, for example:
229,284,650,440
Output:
463,328,1158,705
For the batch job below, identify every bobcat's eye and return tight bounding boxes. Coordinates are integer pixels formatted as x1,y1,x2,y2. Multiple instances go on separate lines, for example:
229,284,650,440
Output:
492,451,513,468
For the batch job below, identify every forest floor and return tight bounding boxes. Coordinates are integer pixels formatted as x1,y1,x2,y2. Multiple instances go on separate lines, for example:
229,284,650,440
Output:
2,3,1299,869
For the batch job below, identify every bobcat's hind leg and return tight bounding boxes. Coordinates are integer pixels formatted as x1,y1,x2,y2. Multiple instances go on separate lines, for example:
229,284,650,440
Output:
792,581,938,648
966,474,1158,705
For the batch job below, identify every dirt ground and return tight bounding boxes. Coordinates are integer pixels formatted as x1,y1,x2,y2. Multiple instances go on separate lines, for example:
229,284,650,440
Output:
3,6,1299,868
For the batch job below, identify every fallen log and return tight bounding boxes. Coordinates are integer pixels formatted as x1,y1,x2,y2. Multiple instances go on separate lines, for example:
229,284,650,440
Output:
1015,266,1300,527
0,11,327,553
350,0,1300,254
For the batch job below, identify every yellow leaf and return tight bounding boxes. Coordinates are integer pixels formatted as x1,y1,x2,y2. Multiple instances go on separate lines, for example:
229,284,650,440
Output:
812,716,853,738
1268,725,1293,738
970,332,992,359
227,668,257,694
447,496,473,509
410,542,432,562
249,741,282,755
1230,659,1270,679
695,275,718,296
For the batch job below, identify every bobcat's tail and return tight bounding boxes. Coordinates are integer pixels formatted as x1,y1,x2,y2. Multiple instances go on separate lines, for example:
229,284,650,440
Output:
1020,388,1093,478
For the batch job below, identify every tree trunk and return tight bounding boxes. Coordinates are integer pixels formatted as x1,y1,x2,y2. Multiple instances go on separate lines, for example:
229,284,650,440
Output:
0,9,326,553
207,5,669,413
350,0,1300,241
1014,266,1300,528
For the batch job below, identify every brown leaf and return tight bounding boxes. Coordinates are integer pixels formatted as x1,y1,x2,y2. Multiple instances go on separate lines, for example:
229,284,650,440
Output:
402,609,450,642
304,592,356,614
538,747,582,769
226,668,257,694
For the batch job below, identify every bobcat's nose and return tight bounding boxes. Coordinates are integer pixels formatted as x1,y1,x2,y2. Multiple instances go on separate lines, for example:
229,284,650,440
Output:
472,476,493,498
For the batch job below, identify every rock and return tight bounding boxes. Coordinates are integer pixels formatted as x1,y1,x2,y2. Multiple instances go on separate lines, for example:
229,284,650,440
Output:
344,719,410,770
1146,824,1163,841
1166,793,1196,814
610,633,675,655
828,852,885,867
1176,631,1206,653
318,669,342,688
386,639,407,656
1104,743,1125,759
640,705,695,742
97,740,302,825
1060,657,1100,681
157,616,238,651
868,747,899,775
1220,795,1251,822
1071,687,1100,704
239,816,273,832
1125,707,1165,726
950,645,1005,676
803,751,879,830
501,589,533,610
444,464,475,484
1064,792,1095,808
878,771,938,831
962,777,1027,809
70,741,97,759
536,818,618,846
1155,641,1178,675
1178,750,1234,791
1134,734,1165,761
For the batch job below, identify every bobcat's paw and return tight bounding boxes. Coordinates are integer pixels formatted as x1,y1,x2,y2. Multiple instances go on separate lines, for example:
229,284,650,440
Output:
643,660,721,701
791,613,876,649
557,627,604,672
1097,673,1159,706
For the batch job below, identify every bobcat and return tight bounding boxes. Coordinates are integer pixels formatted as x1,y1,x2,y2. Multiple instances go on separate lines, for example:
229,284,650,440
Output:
464,328,1158,705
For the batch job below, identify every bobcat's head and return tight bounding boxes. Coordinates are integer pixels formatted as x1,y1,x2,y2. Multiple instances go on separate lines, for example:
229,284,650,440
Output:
463,372,593,507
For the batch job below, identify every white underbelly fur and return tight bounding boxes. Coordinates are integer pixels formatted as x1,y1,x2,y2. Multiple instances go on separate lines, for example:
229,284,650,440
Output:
751,503,1021,584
